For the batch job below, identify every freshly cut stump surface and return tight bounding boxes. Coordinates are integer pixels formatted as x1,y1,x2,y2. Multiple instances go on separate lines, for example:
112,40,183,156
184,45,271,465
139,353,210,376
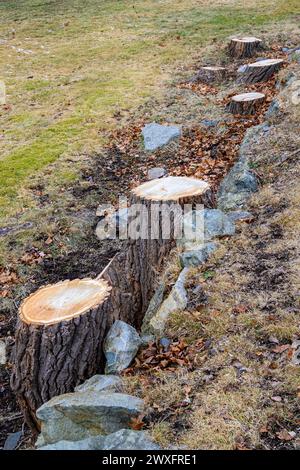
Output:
227,92,265,115
11,278,112,431
239,58,284,83
229,36,262,58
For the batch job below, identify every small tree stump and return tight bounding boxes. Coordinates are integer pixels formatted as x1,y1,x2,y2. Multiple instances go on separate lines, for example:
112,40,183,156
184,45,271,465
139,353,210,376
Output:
229,36,262,58
194,66,226,84
239,58,284,83
10,278,112,431
227,92,265,115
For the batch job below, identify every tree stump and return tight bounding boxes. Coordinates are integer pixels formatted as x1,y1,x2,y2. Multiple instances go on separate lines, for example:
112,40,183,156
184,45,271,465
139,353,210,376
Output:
102,176,213,327
228,37,262,58
227,92,265,115
194,66,226,84
239,58,284,83
10,278,112,431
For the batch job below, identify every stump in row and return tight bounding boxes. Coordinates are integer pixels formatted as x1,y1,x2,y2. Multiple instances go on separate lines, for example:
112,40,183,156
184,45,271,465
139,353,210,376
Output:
239,58,284,84
227,92,265,115
229,36,262,58
194,66,226,84
11,176,213,430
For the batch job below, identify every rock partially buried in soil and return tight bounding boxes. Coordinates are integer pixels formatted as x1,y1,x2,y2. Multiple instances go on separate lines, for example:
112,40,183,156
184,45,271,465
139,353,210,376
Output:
104,320,142,374
148,268,189,335
141,282,166,334
39,429,160,450
217,158,258,211
74,375,122,393
36,391,144,446
142,122,181,151
147,167,167,180
227,210,254,223
180,242,217,268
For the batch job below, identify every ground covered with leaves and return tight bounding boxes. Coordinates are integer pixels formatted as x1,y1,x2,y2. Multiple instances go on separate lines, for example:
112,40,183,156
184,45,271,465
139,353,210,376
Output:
0,11,299,449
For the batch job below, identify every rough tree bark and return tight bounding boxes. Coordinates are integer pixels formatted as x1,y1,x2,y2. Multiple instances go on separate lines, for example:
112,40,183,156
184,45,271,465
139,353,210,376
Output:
239,59,284,83
228,37,262,58
10,278,112,431
194,66,226,84
11,177,213,429
227,92,265,115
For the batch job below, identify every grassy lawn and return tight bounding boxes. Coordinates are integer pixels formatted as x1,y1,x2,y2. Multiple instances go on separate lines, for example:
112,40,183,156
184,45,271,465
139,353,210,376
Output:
0,0,299,219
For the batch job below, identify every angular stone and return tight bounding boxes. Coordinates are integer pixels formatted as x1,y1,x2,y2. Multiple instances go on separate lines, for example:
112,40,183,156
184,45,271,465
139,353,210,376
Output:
148,268,189,335
104,320,142,374
141,282,166,334
180,242,217,267
39,429,160,451
36,391,144,445
203,209,235,240
142,122,181,151
147,167,167,180
0,339,6,365
217,158,258,211
74,375,122,393
227,210,254,223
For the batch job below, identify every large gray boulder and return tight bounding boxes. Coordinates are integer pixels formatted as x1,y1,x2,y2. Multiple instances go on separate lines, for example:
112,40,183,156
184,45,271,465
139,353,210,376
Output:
104,320,142,374
74,375,122,393
142,122,181,151
180,242,217,268
39,429,160,450
36,391,144,446
148,268,189,335
217,158,258,211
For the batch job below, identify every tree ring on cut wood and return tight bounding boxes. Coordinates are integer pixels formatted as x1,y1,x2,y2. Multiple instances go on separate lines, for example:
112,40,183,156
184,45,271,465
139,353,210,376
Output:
20,278,111,325
227,92,265,115
229,36,262,58
11,278,112,431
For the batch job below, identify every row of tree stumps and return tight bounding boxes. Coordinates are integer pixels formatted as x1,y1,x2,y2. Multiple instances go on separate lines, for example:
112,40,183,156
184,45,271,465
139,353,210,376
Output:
197,36,284,115
10,35,285,431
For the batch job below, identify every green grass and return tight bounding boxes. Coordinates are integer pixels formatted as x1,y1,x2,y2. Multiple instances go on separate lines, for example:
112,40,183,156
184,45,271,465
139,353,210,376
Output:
0,0,299,218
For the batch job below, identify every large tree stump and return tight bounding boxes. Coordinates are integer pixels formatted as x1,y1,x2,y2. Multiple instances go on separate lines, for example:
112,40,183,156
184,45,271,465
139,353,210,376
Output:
102,176,213,327
194,66,226,84
227,92,265,115
239,58,284,83
229,36,262,58
10,278,112,431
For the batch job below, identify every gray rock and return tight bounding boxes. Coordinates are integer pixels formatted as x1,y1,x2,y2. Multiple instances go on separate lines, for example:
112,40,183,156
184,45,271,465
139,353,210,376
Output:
74,375,122,393
147,167,167,180
4,431,23,450
180,242,217,267
104,320,142,374
180,209,235,246
201,119,219,128
39,429,160,451
36,391,144,445
0,339,6,365
148,268,189,335
204,209,235,240
159,337,171,351
227,210,254,223
142,122,181,151
265,100,280,119
140,334,156,346
217,158,258,211
141,282,166,334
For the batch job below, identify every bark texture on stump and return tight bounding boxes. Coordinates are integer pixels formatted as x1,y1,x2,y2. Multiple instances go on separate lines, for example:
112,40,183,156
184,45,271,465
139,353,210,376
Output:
194,66,226,84
239,59,284,84
10,278,112,431
227,92,265,115
102,176,213,327
229,37,262,58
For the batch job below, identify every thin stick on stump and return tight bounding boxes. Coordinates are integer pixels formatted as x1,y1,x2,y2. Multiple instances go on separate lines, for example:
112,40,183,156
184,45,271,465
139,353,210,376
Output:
194,66,226,84
227,92,265,115
228,36,262,58
10,278,112,431
102,176,213,327
239,58,284,84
